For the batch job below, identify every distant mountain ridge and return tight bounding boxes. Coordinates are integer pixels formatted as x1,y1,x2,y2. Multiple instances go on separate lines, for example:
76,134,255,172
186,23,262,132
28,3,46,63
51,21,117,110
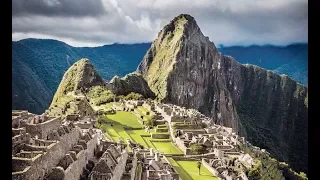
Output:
218,43,308,86
12,38,307,114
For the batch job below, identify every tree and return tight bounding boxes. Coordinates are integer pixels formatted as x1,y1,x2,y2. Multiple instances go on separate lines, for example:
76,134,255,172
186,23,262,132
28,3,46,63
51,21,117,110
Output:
197,161,201,175
298,172,307,180
248,168,261,180
146,118,157,128
190,144,207,155
124,92,144,100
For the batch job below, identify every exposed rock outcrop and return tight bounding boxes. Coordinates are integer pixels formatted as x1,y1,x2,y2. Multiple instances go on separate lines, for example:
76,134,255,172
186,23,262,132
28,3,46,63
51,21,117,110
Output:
109,72,155,98
137,14,308,174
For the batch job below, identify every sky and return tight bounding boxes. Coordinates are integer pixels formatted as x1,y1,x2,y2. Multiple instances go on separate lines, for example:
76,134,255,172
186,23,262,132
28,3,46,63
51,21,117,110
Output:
12,0,308,47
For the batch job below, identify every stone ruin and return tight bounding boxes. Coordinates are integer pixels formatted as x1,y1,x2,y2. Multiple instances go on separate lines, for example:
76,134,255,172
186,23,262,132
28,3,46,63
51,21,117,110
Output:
135,148,179,180
11,110,138,180
151,102,253,180
12,99,286,180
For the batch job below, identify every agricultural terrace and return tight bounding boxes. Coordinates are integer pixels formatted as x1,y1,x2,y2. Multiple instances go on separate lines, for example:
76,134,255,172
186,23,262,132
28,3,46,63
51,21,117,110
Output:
97,107,183,155
167,158,219,180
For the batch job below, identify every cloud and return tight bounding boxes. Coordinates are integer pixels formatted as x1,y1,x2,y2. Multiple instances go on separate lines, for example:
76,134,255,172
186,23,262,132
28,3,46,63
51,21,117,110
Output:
12,0,308,47
12,0,106,17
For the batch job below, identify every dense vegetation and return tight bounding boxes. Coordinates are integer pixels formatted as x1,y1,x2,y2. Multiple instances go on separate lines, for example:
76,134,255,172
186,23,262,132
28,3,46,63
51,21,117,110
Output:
87,86,116,106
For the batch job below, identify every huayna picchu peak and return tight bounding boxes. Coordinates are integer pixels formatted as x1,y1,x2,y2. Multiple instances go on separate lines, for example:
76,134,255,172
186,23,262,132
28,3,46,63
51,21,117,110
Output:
12,14,308,180
138,14,308,175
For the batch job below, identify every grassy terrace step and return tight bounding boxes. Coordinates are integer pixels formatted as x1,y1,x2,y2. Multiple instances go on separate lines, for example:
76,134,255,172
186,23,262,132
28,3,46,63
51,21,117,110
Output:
157,125,168,128
167,158,218,180
135,107,152,120
155,129,168,133
97,111,184,155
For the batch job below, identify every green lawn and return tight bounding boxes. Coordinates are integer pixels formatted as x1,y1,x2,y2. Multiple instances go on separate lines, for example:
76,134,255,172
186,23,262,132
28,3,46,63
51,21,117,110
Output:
167,158,193,180
101,123,120,141
151,142,182,154
99,111,183,155
106,111,143,128
176,161,218,180
136,107,152,121
127,130,149,148
139,106,149,112
142,136,156,149
101,103,114,109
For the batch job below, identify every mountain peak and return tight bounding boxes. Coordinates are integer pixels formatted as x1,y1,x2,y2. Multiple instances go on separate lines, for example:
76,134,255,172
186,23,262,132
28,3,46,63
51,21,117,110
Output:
51,58,106,104
138,14,214,100
173,14,195,23
158,14,201,42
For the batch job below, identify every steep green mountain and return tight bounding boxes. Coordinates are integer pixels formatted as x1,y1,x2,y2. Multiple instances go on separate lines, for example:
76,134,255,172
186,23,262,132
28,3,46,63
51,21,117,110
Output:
137,14,308,175
46,58,105,118
51,58,107,105
12,39,151,114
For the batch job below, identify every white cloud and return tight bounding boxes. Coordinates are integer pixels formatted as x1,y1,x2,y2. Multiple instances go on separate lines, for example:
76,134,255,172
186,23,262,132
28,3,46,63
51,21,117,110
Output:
12,0,308,47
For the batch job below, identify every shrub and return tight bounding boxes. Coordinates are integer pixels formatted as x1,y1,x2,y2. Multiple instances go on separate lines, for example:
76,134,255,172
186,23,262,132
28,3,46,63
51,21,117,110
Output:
201,122,207,128
298,172,307,180
248,168,261,180
190,144,207,155
146,118,157,128
97,116,109,124
124,92,144,100
87,86,116,105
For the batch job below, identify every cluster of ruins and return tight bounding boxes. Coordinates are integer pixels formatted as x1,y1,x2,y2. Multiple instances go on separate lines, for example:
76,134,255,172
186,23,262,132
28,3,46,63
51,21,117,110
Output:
12,110,136,180
121,101,264,180
13,99,273,180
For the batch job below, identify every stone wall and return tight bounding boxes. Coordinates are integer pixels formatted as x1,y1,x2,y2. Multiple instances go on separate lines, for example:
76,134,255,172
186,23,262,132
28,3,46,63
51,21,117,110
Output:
202,158,221,179
151,133,170,139
25,117,61,139
12,127,81,180
110,151,129,180
175,138,191,155
74,122,93,129
130,154,138,180
64,134,98,180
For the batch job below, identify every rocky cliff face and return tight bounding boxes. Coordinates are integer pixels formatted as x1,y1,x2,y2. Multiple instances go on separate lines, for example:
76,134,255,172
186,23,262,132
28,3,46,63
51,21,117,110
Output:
109,72,155,98
137,14,308,174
